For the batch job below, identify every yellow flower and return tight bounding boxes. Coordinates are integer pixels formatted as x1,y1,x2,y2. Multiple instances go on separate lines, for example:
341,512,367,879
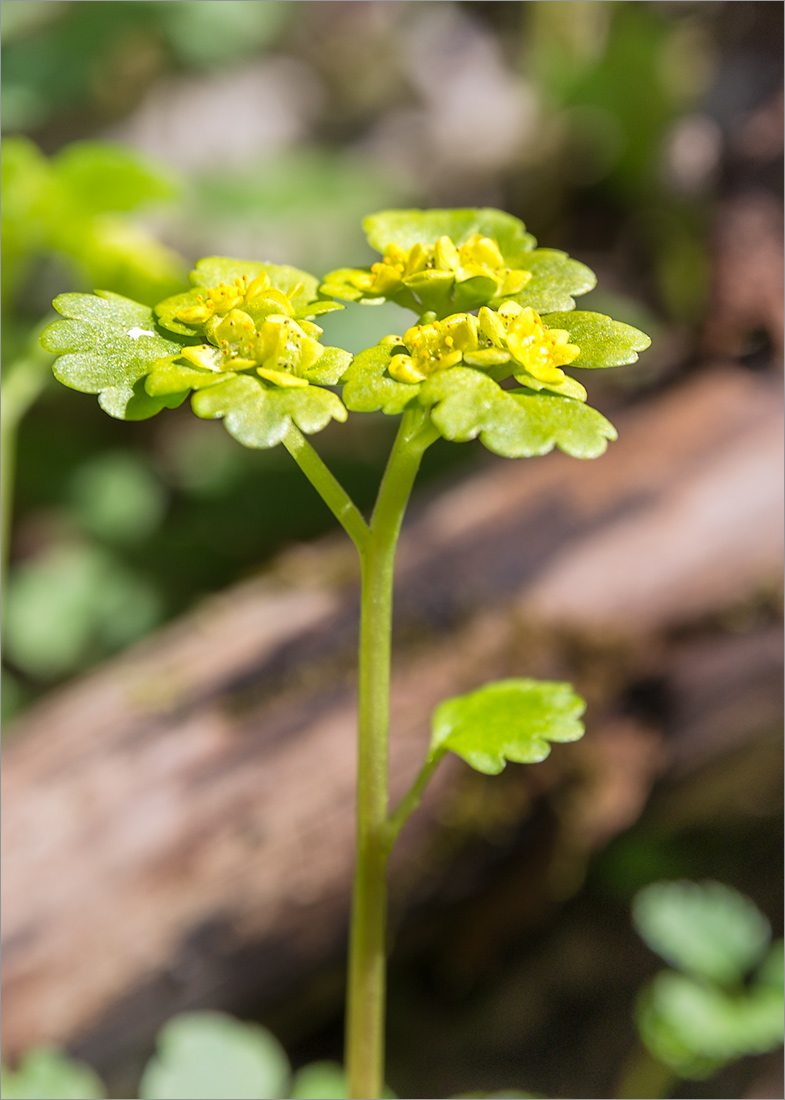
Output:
478,302,580,384
350,233,532,301
175,272,303,325
172,279,325,388
386,303,580,386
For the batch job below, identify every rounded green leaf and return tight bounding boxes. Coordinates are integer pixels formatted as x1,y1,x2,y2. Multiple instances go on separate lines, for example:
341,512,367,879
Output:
341,344,420,416
41,291,192,419
541,311,651,368
53,141,178,215
302,346,352,386
418,367,617,459
191,373,347,449
1,1048,105,1099
633,881,772,986
430,678,586,775
139,1012,290,1100
289,1063,347,1099
500,249,596,313
636,970,784,1080
364,209,536,261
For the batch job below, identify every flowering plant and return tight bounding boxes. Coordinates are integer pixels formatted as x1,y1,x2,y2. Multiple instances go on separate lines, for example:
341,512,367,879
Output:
42,208,650,1100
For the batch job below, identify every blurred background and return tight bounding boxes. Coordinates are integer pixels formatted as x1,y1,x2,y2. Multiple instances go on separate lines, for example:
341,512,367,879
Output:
2,2,782,1098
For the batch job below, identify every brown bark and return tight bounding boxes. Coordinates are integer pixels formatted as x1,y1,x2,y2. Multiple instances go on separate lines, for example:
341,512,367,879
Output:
2,366,782,1067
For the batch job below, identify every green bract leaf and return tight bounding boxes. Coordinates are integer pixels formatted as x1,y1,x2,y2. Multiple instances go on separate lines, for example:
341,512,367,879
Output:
636,970,785,1080
40,292,192,421
302,346,352,386
289,1063,348,1100
191,373,347,449
364,208,536,260
341,343,419,416
1,1048,105,1099
53,141,178,215
633,881,772,986
418,367,617,459
501,249,596,313
139,1012,290,1100
430,678,585,775
542,311,651,368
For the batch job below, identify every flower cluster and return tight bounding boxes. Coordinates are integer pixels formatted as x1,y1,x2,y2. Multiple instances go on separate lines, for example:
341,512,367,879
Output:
170,276,326,388
348,233,531,302
386,302,580,386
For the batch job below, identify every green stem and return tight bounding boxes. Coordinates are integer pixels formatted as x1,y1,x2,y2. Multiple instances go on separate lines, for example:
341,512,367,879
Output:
282,424,370,552
346,407,437,1099
384,751,444,853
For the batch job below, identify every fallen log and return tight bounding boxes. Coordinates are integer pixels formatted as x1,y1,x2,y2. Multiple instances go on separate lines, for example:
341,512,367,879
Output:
2,365,782,1072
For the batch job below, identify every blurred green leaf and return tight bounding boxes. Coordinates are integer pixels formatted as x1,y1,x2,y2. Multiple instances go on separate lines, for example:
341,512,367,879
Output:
636,969,784,1080
430,678,585,775
633,880,772,986
4,544,161,679
53,141,177,215
139,1012,290,1100
1,1047,105,1099
68,452,167,544
191,373,347,449
289,1063,347,1100
160,1,293,69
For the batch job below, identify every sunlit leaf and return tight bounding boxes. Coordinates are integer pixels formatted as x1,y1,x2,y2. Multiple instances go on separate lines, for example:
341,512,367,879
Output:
419,367,617,459
542,311,651,368
41,291,191,420
503,249,596,313
191,373,347,449
633,881,772,986
430,679,585,775
341,343,419,416
139,1012,290,1100
1,1049,105,1100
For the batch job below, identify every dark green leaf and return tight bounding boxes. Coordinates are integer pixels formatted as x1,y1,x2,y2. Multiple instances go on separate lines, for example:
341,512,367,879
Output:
191,374,347,449
364,208,536,260
41,292,190,419
419,367,617,459
542,311,651,368
1,1049,105,1099
633,881,772,986
341,344,419,415
430,678,585,775
139,1012,290,1100
501,249,596,313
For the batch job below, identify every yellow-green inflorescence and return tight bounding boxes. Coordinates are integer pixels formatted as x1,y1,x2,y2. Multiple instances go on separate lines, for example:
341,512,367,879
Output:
167,272,326,388
386,302,581,387
355,233,530,299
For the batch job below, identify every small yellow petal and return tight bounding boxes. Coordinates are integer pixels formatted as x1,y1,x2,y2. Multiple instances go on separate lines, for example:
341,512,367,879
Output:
388,353,425,384
256,366,310,388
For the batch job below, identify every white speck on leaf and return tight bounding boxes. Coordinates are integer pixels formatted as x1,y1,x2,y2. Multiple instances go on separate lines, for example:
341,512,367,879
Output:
127,326,156,340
